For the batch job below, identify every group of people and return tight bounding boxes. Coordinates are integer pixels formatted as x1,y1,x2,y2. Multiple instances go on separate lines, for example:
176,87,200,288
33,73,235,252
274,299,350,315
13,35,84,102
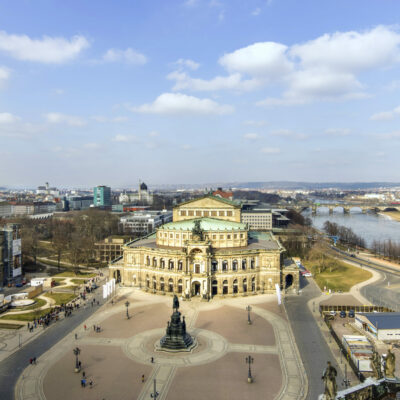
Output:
93,325,101,333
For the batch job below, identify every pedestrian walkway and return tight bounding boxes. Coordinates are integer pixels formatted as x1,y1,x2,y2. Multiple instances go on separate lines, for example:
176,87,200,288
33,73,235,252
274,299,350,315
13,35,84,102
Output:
15,288,307,400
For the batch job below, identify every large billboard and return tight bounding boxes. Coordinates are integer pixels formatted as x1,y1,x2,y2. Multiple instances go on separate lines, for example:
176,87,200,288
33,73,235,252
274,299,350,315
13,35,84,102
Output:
13,239,21,256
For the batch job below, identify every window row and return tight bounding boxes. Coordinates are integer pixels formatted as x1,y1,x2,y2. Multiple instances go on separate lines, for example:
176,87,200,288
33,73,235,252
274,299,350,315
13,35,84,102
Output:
180,209,233,217
159,232,245,240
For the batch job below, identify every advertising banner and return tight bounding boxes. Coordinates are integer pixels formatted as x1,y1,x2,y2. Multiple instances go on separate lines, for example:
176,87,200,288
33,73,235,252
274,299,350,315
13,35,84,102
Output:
13,239,21,256
12,267,22,277
102,284,107,299
275,283,281,305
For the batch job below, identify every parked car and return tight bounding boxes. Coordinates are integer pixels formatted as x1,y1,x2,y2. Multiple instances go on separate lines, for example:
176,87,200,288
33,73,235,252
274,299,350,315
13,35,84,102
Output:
329,310,337,316
340,311,346,318
348,310,355,318
301,270,312,277
15,283,23,287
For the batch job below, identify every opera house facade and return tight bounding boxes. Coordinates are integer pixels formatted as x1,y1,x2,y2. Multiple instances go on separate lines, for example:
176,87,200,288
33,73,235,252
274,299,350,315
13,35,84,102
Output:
109,195,298,298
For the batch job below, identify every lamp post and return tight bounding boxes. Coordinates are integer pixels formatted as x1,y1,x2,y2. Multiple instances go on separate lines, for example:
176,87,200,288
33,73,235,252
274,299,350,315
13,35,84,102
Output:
150,379,159,399
73,347,81,372
246,305,252,325
125,301,130,319
246,355,254,383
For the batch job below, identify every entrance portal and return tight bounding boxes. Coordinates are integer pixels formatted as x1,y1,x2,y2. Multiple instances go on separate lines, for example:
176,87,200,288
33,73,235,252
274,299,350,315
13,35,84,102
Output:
211,280,218,296
113,270,121,283
192,281,201,296
285,274,293,289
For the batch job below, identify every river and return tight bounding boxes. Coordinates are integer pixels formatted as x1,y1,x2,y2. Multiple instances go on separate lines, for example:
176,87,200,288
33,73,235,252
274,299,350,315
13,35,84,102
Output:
305,210,400,247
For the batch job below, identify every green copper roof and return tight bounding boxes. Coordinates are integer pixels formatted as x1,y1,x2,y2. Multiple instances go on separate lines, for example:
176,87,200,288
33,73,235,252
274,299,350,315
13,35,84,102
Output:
161,217,247,231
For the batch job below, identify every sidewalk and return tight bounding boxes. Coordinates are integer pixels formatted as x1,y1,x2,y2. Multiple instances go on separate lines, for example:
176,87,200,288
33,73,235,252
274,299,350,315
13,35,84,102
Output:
306,265,382,387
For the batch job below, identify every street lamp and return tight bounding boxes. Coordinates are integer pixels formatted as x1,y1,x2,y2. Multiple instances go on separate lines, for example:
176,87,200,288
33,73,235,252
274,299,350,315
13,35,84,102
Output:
125,301,130,319
246,305,252,325
73,347,81,372
246,355,254,383
150,379,159,399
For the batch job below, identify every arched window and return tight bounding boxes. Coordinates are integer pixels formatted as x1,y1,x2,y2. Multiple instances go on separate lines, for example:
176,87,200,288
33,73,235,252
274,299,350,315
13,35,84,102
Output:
146,256,150,266
153,257,157,267
233,279,238,294
223,280,228,295
252,277,256,292
232,260,238,271
168,278,174,292
178,279,183,293
160,277,165,292
146,275,150,288
152,276,157,290
178,260,183,271
251,258,255,269
242,259,247,270
160,259,165,269
222,260,228,271
168,260,174,270
211,260,218,272
212,279,218,296
243,278,247,292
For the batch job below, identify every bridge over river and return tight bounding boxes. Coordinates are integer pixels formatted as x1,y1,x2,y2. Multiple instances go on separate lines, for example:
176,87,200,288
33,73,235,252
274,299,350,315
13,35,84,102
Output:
291,202,400,215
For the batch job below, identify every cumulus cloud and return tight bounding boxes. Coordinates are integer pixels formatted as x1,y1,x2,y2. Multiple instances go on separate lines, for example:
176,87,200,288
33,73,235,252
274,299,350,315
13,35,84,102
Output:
260,147,280,154
243,133,260,140
131,92,234,115
0,31,89,63
173,58,199,70
102,48,147,65
370,106,400,121
251,8,261,16
45,112,86,126
0,112,19,124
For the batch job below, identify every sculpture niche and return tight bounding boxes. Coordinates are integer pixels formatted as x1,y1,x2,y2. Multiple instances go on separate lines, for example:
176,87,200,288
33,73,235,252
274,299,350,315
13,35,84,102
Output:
159,295,195,352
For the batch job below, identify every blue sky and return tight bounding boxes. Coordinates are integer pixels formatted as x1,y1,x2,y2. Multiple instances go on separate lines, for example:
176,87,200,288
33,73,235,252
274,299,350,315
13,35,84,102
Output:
1,0,400,188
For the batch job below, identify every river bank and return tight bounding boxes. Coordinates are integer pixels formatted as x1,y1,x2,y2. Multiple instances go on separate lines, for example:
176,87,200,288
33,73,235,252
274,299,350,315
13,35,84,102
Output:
380,211,400,222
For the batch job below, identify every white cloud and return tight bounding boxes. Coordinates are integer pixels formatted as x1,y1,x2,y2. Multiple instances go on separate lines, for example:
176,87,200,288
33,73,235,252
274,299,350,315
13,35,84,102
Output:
45,112,86,126
0,67,10,87
102,48,147,65
173,58,199,70
370,105,400,121
0,31,89,63
219,42,293,78
243,133,260,140
167,70,259,91
251,8,261,16
131,92,234,115
325,128,351,136
261,147,280,154
0,112,19,124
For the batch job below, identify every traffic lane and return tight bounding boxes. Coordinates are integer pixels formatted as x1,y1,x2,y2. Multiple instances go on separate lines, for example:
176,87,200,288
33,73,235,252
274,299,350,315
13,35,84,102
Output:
0,294,105,400
285,280,344,400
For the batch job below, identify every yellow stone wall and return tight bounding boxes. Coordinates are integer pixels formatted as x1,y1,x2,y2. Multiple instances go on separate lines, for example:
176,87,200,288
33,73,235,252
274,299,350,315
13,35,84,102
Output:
173,197,241,222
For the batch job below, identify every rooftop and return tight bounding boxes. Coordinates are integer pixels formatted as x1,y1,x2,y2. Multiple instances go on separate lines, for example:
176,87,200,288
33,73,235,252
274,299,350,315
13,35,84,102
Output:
357,312,400,330
161,217,247,231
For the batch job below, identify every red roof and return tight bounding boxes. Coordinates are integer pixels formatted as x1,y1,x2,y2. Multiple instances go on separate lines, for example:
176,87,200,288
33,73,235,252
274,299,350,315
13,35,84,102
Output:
212,190,233,199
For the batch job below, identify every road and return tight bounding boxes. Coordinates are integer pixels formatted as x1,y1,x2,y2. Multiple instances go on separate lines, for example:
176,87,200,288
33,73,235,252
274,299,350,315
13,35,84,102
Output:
285,277,344,400
0,292,106,400
330,247,400,311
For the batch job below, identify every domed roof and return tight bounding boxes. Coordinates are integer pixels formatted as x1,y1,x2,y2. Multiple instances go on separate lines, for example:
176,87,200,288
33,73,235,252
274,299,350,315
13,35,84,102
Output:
140,182,148,191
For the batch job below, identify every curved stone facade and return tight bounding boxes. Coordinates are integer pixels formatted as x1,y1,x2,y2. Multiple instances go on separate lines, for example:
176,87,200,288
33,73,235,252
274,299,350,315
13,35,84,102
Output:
109,195,299,298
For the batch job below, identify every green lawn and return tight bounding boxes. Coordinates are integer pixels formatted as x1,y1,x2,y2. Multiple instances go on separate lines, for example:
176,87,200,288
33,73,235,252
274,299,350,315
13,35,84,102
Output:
44,293,77,305
0,323,23,329
70,279,87,284
0,308,53,321
12,298,47,311
53,271,96,278
304,259,372,292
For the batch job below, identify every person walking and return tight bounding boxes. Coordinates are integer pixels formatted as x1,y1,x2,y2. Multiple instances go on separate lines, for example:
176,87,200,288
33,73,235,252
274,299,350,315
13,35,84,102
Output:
75,333,78,340
84,324,87,331
141,374,145,383
89,379,93,388
33,357,37,365
82,371,86,379
151,357,154,363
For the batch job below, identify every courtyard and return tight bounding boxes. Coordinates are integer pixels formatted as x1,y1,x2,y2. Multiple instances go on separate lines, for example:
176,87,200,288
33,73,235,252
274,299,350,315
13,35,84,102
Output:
16,288,306,400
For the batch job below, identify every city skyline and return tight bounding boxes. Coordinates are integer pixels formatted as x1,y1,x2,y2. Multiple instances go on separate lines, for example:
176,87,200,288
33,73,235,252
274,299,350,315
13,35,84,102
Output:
1,0,400,186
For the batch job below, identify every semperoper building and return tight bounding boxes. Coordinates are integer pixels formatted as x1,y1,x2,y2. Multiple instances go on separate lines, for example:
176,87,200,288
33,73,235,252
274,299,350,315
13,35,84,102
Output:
109,195,299,298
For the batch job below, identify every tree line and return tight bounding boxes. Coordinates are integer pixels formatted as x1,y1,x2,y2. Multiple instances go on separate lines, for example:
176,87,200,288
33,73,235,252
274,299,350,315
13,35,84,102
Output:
323,221,366,248
370,239,400,261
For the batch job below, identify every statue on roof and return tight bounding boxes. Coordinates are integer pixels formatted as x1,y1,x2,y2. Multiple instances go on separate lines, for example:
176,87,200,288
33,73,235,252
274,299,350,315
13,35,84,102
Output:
192,219,203,241
385,348,396,378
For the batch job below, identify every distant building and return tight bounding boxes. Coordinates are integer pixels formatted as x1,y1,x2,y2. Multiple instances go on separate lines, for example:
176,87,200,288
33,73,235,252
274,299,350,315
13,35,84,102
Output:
10,203,35,216
66,196,94,210
94,186,112,207
120,210,173,235
119,181,154,205
36,182,60,197
0,224,22,287
355,312,400,341
212,188,233,201
241,209,273,230
95,236,133,262
0,202,12,218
